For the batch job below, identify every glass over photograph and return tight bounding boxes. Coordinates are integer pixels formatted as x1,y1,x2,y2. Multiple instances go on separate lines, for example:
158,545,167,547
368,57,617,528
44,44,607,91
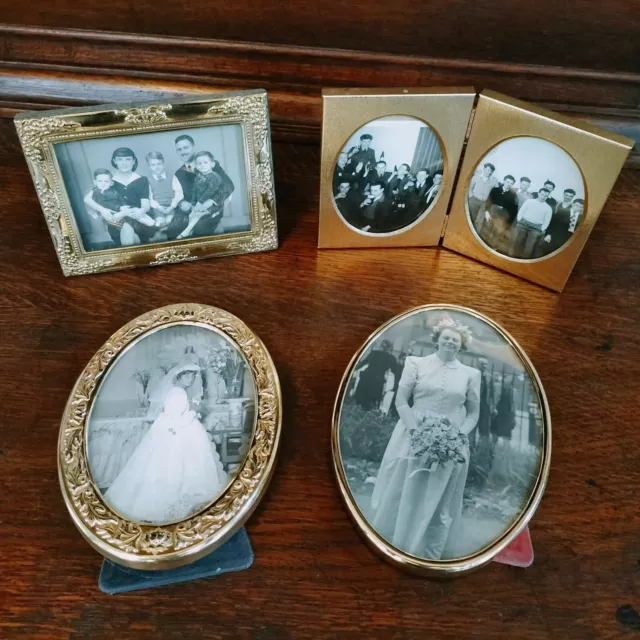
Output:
337,308,544,562
467,136,585,260
332,116,444,234
55,124,251,252
86,324,257,525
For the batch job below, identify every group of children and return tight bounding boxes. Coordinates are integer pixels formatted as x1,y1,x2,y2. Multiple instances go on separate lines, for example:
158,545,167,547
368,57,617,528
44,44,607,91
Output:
87,146,232,247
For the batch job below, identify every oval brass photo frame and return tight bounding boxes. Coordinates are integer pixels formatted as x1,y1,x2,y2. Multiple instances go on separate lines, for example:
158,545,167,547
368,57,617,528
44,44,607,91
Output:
58,303,282,570
332,304,551,577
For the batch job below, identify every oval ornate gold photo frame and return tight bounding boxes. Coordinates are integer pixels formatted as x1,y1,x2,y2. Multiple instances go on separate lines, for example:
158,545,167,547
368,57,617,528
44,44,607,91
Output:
58,303,282,570
332,304,551,577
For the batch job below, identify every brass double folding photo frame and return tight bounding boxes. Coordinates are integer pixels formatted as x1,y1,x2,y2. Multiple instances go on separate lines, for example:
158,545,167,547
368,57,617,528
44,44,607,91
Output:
319,88,634,291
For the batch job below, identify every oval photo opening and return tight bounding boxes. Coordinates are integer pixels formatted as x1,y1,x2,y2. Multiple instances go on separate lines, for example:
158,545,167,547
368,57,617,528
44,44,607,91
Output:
87,324,257,526
332,115,445,234
467,136,586,260
337,308,546,562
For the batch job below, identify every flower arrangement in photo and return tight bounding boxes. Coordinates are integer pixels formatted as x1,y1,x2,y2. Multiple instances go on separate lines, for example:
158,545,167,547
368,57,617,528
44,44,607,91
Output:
408,413,468,472
204,342,236,374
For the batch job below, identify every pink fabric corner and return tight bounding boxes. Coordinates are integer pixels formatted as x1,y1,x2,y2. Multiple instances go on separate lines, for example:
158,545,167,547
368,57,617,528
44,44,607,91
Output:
493,526,534,567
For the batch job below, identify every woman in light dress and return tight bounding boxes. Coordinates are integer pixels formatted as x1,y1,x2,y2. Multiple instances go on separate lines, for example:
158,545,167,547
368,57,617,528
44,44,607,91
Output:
370,317,480,560
104,364,228,524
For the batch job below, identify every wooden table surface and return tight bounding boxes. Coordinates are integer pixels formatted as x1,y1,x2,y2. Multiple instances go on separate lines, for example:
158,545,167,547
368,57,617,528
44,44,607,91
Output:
1,118,639,639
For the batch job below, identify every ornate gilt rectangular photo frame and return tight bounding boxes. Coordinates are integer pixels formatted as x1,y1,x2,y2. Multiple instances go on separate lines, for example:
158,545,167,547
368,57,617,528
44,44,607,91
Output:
15,90,277,276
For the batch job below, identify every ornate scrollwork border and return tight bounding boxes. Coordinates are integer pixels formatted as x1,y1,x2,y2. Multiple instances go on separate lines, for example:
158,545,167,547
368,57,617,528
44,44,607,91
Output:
14,90,278,277
59,304,282,570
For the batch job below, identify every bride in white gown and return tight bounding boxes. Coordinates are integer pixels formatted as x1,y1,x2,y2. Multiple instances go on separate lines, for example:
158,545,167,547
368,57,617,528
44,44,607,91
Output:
104,364,228,524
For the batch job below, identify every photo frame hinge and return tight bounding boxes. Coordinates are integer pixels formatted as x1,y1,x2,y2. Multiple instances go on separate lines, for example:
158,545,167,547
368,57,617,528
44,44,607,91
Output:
464,105,477,144
439,213,450,240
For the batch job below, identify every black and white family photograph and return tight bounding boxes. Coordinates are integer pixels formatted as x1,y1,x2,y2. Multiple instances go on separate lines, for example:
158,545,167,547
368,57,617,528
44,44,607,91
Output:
87,325,256,525
338,309,543,561
55,124,251,252
332,116,444,234
467,136,585,260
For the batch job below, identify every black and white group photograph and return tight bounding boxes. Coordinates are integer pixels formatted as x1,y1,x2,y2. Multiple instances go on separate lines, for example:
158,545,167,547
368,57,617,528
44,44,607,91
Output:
338,308,543,561
87,325,256,525
55,124,251,252
332,116,444,234
467,136,585,260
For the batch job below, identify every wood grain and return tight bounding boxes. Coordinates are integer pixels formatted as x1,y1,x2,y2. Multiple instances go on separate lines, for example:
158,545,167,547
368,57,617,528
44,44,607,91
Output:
0,0,639,74
0,116,639,638
2,26,639,162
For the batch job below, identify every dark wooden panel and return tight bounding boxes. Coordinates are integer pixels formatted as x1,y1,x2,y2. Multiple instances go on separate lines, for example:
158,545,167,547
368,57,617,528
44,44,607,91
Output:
1,28,640,163
2,26,640,109
0,0,639,73
0,114,639,637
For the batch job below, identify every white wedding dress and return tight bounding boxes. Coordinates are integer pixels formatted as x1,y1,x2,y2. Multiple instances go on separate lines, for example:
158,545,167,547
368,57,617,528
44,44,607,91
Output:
104,385,228,524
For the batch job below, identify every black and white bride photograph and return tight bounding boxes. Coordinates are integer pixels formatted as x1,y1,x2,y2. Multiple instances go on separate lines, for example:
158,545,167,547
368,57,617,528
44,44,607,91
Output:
86,324,256,525
332,115,444,234
336,307,546,562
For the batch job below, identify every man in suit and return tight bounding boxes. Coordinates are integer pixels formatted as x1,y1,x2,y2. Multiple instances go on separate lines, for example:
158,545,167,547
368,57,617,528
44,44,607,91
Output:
353,340,397,411
387,163,413,194
425,171,443,209
538,197,584,256
388,164,415,226
366,161,392,192
333,180,360,226
333,152,352,195
407,168,433,217
470,357,496,485
532,180,558,212
358,181,393,233
481,175,519,252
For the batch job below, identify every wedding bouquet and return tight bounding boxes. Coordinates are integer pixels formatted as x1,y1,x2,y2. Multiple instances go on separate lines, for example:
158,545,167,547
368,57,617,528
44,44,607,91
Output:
408,414,468,470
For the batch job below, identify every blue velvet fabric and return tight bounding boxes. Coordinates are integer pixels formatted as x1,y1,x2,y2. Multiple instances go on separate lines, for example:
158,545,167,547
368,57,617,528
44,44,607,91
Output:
98,528,253,594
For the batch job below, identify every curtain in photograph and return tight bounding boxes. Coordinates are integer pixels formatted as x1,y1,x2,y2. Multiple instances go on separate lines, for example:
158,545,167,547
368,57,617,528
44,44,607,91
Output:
411,127,444,175
55,143,112,249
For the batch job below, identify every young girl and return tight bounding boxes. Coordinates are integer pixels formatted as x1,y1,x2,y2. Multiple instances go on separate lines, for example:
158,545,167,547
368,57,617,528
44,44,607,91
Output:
177,151,227,239
103,364,228,524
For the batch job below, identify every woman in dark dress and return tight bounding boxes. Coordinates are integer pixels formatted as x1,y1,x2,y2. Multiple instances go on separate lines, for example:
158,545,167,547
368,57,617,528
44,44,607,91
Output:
85,148,156,246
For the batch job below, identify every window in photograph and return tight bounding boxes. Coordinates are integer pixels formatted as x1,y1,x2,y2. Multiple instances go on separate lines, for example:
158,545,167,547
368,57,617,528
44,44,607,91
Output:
55,124,251,253
334,306,549,571
86,324,257,526
466,136,586,261
332,116,445,235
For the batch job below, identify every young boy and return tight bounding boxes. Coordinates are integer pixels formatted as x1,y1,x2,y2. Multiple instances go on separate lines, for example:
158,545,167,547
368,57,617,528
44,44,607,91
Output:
146,151,184,229
87,169,156,245
178,151,230,239
88,169,128,244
